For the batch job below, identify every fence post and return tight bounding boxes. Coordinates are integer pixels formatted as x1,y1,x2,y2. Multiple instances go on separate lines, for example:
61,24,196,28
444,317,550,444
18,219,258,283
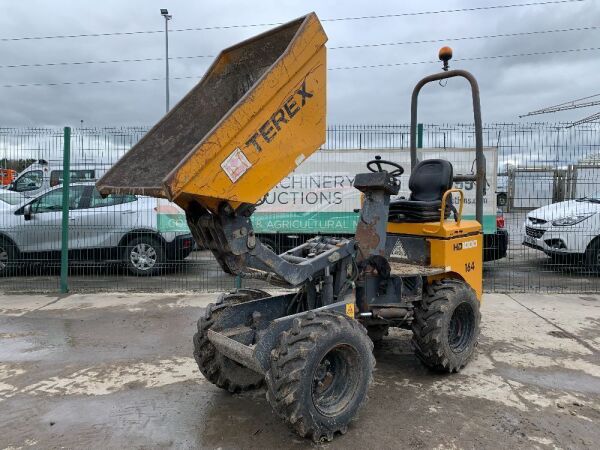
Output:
417,123,423,149
60,127,71,294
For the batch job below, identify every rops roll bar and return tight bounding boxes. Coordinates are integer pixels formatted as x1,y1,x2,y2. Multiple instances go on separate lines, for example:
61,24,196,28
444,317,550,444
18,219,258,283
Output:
409,47,485,225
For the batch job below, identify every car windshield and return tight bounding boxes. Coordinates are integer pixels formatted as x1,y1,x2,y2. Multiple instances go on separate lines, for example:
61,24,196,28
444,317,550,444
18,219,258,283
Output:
0,190,25,205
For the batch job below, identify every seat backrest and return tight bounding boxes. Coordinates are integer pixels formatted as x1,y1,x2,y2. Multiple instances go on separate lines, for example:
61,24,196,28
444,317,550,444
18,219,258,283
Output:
409,159,454,202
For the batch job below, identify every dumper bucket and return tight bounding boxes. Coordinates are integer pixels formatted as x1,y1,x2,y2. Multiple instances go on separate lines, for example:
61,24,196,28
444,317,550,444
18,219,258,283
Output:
97,13,327,212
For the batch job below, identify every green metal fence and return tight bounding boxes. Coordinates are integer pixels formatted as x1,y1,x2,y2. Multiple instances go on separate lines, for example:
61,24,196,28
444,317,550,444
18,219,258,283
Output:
2,123,600,293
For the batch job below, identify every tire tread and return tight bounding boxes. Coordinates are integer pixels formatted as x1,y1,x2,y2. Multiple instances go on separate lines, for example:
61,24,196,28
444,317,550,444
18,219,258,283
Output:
266,311,374,442
192,289,268,393
411,279,480,373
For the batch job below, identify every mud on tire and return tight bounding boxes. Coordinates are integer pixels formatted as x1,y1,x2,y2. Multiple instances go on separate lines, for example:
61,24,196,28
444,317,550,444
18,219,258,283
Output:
193,289,269,393
265,311,375,443
411,279,480,373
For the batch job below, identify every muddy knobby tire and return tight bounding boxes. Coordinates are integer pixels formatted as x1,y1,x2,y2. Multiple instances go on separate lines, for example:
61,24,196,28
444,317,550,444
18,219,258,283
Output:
265,311,375,443
193,289,269,393
411,279,481,373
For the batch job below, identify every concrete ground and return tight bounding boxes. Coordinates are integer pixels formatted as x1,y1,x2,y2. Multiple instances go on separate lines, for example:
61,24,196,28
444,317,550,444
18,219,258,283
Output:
0,292,599,449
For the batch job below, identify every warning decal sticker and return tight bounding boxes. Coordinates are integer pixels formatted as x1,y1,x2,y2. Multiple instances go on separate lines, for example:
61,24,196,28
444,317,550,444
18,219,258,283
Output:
221,148,252,183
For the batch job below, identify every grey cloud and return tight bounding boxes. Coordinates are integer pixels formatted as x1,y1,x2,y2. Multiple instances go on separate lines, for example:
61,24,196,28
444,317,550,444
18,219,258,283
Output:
0,0,597,127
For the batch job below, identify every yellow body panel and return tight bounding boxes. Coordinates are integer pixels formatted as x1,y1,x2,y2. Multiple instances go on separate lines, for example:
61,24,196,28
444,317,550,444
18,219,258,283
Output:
386,219,481,239
428,233,483,300
174,43,327,211
96,13,328,214
387,219,483,300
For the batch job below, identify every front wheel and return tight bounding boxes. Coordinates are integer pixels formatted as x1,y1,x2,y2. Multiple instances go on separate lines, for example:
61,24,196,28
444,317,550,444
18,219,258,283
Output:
124,236,165,276
412,279,480,373
266,311,374,442
0,239,16,276
585,239,600,270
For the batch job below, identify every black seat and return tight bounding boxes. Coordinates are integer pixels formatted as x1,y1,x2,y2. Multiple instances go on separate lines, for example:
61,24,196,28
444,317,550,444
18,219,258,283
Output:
388,159,454,223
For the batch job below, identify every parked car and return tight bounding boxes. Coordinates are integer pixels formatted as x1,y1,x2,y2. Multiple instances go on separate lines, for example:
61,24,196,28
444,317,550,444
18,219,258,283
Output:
483,209,508,262
522,193,600,265
0,183,194,275
6,159,110,197
0,190,26,208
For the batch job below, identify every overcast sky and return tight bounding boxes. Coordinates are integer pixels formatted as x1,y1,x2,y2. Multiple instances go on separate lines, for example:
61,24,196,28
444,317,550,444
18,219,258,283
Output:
0,0,598,127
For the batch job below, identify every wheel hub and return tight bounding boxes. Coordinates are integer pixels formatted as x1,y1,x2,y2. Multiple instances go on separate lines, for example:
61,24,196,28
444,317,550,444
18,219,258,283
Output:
0,247,8,270
311,345,359,417
448,302,475,353
130,243,157,270
314,359,333,392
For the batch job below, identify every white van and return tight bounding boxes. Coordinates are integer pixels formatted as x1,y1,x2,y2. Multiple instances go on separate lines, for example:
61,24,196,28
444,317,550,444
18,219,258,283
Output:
7,160,109,197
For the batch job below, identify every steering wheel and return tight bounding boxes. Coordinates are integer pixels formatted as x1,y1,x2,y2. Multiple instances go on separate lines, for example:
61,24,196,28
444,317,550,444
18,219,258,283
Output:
366,156,404,178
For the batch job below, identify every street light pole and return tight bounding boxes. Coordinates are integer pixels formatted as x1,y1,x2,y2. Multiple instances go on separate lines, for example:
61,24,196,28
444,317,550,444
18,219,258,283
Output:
160,9,172,113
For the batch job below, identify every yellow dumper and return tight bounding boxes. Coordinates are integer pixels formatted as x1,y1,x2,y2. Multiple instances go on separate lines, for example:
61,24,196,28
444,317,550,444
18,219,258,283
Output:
98,12,485,443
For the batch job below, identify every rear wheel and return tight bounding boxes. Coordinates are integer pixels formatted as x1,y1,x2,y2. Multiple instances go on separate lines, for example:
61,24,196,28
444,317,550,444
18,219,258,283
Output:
412,279,480,372
266,311,374,442
193,289,269,393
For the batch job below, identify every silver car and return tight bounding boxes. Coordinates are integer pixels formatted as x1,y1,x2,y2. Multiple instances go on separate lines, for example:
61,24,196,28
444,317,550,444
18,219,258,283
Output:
0,183,194,276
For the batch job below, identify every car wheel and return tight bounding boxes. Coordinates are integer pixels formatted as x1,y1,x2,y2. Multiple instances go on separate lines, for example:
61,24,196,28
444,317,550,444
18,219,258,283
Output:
124,236,165,276
585,239,600,270
0,239,15,276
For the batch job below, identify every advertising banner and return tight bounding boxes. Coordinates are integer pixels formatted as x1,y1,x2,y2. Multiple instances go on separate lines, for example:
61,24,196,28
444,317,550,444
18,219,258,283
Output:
253,148,498,234
156,200,191,232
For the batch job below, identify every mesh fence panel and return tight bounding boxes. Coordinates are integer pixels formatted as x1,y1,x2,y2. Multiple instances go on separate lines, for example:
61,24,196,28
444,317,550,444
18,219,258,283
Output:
2,123,600,293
